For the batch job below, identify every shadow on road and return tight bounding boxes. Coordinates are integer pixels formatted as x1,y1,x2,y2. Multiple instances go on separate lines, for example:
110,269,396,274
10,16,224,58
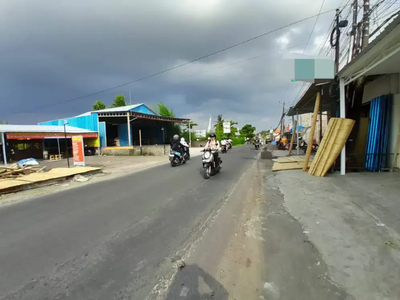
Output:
165,264,228,300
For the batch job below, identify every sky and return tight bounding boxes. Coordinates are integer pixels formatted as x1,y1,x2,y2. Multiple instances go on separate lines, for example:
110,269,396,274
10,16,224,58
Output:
1,0,351,131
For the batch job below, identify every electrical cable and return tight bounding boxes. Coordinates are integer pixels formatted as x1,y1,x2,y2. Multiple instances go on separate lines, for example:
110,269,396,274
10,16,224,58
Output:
11,5,353,115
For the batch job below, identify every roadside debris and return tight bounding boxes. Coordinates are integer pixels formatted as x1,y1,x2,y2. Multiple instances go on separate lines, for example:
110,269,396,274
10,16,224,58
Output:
171,255,186,270
0,161,46,179
73,175,89,182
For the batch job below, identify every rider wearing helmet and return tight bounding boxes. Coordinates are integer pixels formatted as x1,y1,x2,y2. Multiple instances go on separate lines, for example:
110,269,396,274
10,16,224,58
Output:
204,133,221,166
171,134,185,161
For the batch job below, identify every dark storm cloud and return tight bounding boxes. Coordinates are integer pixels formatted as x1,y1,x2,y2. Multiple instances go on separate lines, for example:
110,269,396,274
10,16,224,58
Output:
0,0,341,129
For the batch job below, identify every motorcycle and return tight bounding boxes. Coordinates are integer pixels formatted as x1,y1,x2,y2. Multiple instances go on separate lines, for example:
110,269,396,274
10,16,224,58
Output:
169,150,188,167
202,149,221,179
298,137,319,154
254,141,260,150
221,144,227,153
182,145,190,160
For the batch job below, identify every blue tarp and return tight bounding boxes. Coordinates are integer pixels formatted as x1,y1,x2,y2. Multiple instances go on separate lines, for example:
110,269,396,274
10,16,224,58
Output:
289,126,305,133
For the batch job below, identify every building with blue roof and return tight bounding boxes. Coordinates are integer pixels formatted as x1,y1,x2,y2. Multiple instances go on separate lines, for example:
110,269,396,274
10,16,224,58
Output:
39,103,190,150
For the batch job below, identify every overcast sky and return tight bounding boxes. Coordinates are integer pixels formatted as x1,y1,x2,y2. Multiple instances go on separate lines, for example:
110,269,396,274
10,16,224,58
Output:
1,0,346,131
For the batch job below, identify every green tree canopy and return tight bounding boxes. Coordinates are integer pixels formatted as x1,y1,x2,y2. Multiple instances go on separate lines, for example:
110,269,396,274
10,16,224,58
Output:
240,124,256,139
109,95,127,108
0,121,8,124
154,102,181,139
92,100,106,111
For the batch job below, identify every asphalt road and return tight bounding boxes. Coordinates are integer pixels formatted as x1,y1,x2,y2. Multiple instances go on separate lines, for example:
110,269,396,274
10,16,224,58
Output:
0,146,258,300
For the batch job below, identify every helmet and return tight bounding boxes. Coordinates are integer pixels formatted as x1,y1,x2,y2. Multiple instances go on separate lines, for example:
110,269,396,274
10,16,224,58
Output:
209,133,216,138
208,137,211,141
173,134,179,141
180,137,185,143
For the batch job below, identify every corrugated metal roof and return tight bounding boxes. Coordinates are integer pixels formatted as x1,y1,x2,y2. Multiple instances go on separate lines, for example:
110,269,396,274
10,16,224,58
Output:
94,103,143,113
0,124,96,133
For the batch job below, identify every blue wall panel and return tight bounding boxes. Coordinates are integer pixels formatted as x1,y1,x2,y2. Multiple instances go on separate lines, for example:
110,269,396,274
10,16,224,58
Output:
133,105,157,116
365,95,392,171
119,124,129,146
99,122,107,147
39,113,99,132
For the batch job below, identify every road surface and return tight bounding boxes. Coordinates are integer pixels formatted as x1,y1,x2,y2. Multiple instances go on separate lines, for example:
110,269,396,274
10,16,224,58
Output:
0,146,258,300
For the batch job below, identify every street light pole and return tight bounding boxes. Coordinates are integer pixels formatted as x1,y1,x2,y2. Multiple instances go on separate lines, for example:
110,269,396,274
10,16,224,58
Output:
64,121,70,168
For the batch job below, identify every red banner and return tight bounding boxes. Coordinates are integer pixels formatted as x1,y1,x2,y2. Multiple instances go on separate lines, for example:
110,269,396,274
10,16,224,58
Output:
72,136,85,166
6,132,98,140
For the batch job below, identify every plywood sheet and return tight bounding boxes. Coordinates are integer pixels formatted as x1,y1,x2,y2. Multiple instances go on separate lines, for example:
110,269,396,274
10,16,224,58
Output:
272,161,312,171
309,118,355,177
272,156,309,163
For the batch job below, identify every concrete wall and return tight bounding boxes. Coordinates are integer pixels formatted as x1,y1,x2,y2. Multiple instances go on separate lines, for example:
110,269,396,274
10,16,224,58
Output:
363,74,400,104
102,145,170,156
389,94,400,168
299,112,329,143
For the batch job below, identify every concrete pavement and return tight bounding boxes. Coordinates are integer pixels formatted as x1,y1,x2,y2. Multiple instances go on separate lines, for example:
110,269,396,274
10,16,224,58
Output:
0,146,257,300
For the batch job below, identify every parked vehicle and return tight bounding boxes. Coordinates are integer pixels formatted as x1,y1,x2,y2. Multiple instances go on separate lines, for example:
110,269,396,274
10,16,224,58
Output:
169,150,188,167
221,144,227,153
201,149,221,179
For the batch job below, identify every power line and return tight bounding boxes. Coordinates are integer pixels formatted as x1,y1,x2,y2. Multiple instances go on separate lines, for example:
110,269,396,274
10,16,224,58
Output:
13,5,353,115
281,0,327,107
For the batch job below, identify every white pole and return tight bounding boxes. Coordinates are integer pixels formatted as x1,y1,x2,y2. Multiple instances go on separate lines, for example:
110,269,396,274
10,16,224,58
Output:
127,112,132,146
296,109,300,155
340,78,346,175
188,121,191,147
2,133,7,166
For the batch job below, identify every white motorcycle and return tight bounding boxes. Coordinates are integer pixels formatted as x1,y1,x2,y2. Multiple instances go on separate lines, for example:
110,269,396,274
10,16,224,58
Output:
201,149,221,179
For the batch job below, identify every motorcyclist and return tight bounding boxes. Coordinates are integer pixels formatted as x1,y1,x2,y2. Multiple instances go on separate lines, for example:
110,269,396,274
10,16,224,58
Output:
180,137,190,157
204,133,221,167
170,134,185,161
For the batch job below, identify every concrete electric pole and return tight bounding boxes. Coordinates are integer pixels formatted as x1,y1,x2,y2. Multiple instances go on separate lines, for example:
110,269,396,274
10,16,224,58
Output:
362,0,370,49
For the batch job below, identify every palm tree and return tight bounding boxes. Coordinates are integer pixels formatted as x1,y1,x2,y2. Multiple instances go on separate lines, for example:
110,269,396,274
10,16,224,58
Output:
214,114,223,128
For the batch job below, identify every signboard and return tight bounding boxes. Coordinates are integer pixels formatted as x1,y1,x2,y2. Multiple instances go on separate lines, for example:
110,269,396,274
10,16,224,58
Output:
194,130,206,138
223,122,231,134
72,136,85,166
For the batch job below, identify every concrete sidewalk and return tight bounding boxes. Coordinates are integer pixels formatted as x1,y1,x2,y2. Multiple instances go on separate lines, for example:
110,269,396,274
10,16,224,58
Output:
271,169,400,299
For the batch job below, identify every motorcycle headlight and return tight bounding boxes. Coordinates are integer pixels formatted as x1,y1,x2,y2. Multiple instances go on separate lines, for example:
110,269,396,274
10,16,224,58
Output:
204,151,211,159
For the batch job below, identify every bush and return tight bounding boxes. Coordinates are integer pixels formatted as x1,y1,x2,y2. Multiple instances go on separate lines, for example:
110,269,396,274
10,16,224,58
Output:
231,136,245,146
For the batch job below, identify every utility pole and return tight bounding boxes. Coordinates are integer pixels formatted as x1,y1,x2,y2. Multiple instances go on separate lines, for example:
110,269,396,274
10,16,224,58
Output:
331,9,348,73
350,0,358,59
129,90,132,106
362,0,370,49
334,9,340,74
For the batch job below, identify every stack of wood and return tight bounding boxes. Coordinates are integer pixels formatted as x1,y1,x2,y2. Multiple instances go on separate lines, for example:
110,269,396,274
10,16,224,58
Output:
0,165,46,179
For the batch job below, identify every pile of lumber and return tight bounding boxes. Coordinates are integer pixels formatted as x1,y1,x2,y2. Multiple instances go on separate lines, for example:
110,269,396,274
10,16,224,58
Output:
308,118,355,177
0,165,46,179
272,156,313,172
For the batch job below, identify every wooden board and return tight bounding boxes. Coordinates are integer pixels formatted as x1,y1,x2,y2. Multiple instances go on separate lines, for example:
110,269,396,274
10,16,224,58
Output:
272,161,312,172
272,156,309,163
308,118,355,177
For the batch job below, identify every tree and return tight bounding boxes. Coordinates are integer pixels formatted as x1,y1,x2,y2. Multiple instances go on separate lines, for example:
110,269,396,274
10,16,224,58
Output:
0,121,8,124
154,102,181,139
240,124,256,139
92,100,106,111
109,95,127,108
189,122,198,129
